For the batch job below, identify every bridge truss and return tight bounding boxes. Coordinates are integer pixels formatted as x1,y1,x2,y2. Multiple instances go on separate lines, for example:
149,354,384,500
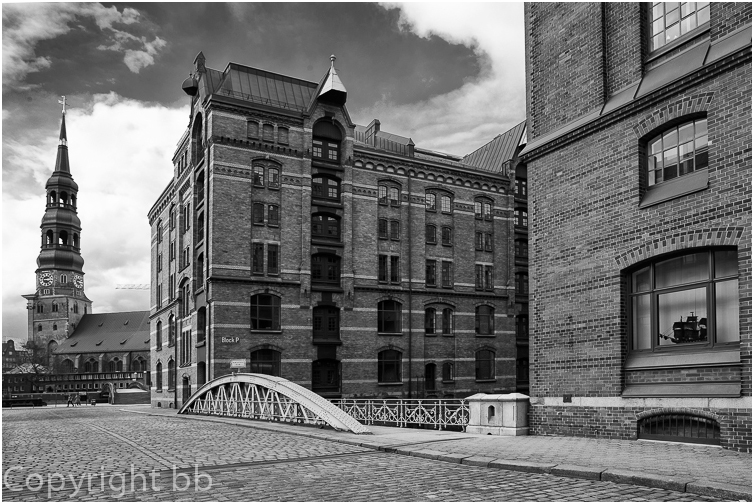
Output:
178,373,371,434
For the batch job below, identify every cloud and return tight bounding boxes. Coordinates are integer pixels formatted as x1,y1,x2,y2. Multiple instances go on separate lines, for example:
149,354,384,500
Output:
2,3,163,89
2,93,187,339
361,3,526,156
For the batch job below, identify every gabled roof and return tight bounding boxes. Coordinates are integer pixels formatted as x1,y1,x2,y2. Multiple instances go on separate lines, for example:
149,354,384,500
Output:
462,120,527,173
54,311,150,355
3,363,48,374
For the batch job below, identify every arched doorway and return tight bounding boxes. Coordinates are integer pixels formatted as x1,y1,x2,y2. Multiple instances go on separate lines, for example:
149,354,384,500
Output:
182,375,191,405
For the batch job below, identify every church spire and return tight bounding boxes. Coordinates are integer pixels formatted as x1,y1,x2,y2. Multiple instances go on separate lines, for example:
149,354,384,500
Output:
54,96,70,173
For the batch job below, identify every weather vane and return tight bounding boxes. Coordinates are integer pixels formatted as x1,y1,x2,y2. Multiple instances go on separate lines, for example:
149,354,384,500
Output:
58,95,67,115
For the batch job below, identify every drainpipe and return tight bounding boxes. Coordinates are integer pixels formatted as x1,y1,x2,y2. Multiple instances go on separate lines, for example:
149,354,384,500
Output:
407,175,413,399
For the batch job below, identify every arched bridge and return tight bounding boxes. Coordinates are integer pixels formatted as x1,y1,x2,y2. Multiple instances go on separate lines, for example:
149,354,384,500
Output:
178,373,371,434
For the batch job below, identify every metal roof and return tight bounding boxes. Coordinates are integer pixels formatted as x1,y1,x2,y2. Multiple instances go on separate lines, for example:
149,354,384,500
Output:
212,63,319,112
461,120,527,173
54,311,150,355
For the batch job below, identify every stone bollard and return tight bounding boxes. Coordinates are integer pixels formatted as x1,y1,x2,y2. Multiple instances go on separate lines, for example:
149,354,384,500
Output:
466,393,529,436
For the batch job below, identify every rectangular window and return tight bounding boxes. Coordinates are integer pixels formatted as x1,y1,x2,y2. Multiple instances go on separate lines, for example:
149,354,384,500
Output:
475,232,484,250
378,255,388,282
441,195,452,213
327,142,339,161
378,185,388,205
253,203,265,225
484,266,494,290
252,243,264,274
442,261,452,288
267,244,279,275
262,124,274,142
170,241,175,261
475,264,483,290
441,227,452,246
253,166,265,186
378,219,388,239
426,260,436,287
390,256,400,283
485,233,493,252
268,168,280,189
157,253,162,272
247,121,259,139
484,203,492,220
426,225,436,244
312,139,323,159
268,205,279,226
390,221,400,241
425,193,436,211
389,187,400,206
474,201,482,219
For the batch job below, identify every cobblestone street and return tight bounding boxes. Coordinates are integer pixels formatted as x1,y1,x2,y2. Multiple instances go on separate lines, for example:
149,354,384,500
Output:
2,407,721,501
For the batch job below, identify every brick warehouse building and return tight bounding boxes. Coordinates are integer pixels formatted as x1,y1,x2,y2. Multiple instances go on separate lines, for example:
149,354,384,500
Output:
148,53,529,408
522,3,751,451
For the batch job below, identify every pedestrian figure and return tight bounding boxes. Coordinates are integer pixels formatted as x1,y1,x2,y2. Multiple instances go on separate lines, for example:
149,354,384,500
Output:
75,394,81,407
66,393,73,407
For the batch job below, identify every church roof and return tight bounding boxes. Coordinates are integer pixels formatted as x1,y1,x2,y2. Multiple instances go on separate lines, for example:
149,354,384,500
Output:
461,120,527,173
54,311,150,355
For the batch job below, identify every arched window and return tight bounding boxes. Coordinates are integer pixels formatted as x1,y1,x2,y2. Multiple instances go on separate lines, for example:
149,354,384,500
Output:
378,349,402,383
61,359,74,373
312,175,340,201
278,127,289,145
46,230,53,245
157,220,163,244
475,306,495,335
59,230,69,246
60,192,68,205
647,118,708,186
196,171,205,203
425,363,436,392
475,198,493,220
628,248,739,351
60,274,67,284
378,300,402,334
192,114,204,163
49,191,57,206
311,254,341,285
53,324,57,331
425,224,437,244
425,192,436,211
196,253,204,287
311,213,340,241
268,167,280,189
313,306,340,341
131,358,143,372
73,234,79,248
250,349,281,376
108,358,123,372
156,320,163,350
378,183,401,206
262,123,274,142
475,349,496,380
424,308,436,335
168,314,176,346
84,359,98,373
37,324,42,332
71,194,76,209
312,121,342,162
52,302,58,313
440,194,452,213
156,362,163,390
167,359,175,390
442,362,454,382
250,294,281,330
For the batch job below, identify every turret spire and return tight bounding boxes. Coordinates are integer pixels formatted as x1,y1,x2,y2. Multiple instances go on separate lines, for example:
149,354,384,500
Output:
54,97,70,173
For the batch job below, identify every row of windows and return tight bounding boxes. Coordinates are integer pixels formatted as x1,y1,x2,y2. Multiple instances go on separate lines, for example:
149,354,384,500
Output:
43,230,80,248
247,122,290,145
59,357,145,374
252,243,279,275
233,349,496,383
36,301,81,314
253,166,280,189
47,190,77,208
247,294,497,336
252,204,280,226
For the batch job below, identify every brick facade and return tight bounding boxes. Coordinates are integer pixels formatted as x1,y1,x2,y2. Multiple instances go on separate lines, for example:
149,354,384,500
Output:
523,3,751,451
149,55,524,409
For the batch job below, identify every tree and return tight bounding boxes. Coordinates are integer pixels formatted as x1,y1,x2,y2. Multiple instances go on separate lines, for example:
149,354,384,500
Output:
15,339,50,393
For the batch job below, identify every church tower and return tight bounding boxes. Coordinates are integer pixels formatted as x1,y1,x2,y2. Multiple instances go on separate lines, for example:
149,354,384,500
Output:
23,99,92,358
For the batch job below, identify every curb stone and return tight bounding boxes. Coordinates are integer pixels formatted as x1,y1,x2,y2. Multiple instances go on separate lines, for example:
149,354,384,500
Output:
461,455,498,467
488,459,556,473
685,480,753,501
601,469,691,493
551,464,607,480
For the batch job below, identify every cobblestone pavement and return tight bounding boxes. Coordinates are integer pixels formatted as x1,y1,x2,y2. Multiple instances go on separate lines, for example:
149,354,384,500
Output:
1,407,721,501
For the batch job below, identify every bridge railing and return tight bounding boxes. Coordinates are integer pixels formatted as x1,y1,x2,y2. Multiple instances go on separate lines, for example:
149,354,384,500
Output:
331,398,469,431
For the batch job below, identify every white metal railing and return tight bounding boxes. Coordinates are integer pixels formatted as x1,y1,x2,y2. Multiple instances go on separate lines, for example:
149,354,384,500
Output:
332,398,469,430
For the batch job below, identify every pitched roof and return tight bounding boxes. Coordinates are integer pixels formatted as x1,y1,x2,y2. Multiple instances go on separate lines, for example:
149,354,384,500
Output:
54,311,150,355
4,363,48,374
461,120,527,173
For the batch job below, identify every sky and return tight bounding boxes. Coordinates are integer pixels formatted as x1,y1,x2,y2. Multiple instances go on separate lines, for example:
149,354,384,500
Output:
2,2,526,342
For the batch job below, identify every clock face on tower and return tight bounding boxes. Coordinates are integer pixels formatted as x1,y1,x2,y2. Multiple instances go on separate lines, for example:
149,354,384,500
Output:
39,272,53,287
73,274,83,289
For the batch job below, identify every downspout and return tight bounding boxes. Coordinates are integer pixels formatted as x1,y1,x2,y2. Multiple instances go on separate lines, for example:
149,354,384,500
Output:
407,175,413,399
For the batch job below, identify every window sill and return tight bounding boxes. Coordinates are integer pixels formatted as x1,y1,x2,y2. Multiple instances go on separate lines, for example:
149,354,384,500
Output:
624,346,740,371
441,380,455,385
639,169,708,208
312,339,342,346
646,23,710,64
250,330,283,334
378,382,403,386
476,333,496,338
378,333,403,337
475,379,496,383
441,333,455,338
